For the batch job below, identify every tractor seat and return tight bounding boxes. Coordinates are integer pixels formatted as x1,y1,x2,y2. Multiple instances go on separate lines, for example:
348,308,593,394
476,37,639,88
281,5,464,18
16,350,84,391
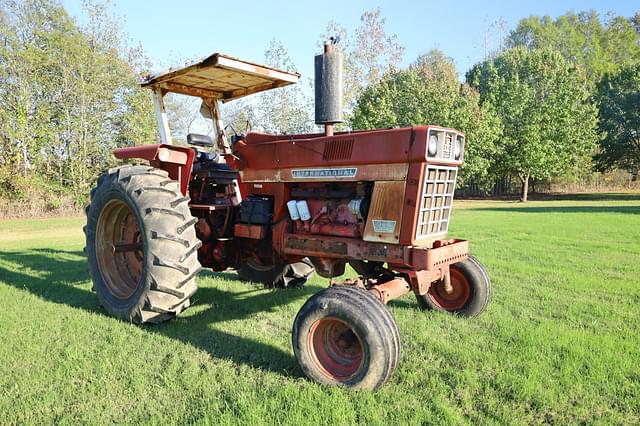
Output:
200,161,233,171
187,133,214,147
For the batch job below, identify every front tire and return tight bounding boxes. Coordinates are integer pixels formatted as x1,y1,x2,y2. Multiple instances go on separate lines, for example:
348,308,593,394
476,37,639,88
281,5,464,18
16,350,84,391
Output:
417,255,491,317
85,165,201,324
292,286,401,390
237,258,314,288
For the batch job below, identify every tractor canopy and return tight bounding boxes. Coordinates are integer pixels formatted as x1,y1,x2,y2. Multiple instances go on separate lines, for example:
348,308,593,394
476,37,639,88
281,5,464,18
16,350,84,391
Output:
142,53,300,101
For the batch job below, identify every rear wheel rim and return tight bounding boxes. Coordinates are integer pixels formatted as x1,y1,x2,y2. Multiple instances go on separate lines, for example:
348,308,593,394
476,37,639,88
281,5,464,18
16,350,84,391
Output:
96,199,144,299
308,317,364,381
428,267,471,310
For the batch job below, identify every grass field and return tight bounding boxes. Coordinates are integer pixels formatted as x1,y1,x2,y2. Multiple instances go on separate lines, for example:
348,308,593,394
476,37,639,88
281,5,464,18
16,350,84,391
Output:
1,193,639,425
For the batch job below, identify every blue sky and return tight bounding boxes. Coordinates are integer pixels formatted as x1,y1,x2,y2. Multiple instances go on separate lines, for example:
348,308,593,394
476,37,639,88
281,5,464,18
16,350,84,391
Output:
62,0,638,80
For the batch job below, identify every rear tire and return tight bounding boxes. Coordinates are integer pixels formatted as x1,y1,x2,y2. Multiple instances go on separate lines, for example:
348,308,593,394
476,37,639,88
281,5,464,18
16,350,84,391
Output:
292,285,400,390
417,255,491,317
85,165,201,324
237,258,314,288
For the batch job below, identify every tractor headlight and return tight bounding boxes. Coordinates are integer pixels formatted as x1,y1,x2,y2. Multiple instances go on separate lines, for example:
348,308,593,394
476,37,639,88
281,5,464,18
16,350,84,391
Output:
454,137,463,160
428,134,438,157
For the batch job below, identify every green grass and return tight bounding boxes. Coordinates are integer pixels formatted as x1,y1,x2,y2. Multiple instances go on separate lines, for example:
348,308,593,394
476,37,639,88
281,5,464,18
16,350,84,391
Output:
1,193,639,425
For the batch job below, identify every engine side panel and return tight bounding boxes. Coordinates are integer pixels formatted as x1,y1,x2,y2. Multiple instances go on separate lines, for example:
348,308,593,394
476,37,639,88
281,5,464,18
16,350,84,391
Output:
362,181,406,244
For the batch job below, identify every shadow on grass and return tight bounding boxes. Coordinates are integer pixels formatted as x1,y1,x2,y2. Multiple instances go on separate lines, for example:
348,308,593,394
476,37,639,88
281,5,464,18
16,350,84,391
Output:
0,249,315,377
471,205,640,215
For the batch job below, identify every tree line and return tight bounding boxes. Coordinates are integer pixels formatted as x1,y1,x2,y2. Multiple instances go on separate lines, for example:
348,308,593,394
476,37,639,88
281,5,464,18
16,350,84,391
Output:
0,1,639,213
0,0,154,210
353,11,640,200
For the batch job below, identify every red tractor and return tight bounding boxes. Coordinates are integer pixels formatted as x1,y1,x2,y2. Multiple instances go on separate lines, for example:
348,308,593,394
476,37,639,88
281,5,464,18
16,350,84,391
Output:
85,42,491,390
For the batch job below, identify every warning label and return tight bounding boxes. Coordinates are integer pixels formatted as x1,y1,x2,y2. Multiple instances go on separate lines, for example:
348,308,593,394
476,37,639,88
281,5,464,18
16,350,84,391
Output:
372,220,396,233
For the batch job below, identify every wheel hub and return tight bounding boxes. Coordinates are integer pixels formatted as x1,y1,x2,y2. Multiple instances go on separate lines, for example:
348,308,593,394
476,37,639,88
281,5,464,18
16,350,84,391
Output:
429,268,471,310
308,317,364,381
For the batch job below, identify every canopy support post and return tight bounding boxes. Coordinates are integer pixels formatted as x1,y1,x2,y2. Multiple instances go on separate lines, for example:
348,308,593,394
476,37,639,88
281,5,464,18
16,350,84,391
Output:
152,88,172,145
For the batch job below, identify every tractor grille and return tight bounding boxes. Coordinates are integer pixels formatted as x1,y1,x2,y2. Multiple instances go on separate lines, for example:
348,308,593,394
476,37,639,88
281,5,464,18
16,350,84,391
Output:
323,138,354,160
416,165,458,240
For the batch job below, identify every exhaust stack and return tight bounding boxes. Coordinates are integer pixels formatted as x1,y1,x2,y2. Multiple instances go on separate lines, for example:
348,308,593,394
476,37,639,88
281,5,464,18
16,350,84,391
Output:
315,38,344,137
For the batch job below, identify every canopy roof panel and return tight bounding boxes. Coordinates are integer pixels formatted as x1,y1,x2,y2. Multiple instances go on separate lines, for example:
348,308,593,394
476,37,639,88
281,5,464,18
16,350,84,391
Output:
142,53,300,102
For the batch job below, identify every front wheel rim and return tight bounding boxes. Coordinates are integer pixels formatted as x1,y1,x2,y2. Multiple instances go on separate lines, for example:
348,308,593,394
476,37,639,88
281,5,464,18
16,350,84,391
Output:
428,268,471,310
308,317,364,381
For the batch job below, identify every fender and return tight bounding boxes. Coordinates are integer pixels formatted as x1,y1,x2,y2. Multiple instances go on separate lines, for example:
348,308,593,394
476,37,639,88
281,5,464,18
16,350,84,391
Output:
114,144,195,196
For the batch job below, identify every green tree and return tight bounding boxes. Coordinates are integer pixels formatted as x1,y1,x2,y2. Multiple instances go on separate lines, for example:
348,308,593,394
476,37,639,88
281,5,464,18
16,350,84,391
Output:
0,0,70,176
0,0,155,205
507,11,640,85
632,12,640,34
353,50,501,189
164,93,207,143
467,47,598,201
253,39,315,134
595,64,640,178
